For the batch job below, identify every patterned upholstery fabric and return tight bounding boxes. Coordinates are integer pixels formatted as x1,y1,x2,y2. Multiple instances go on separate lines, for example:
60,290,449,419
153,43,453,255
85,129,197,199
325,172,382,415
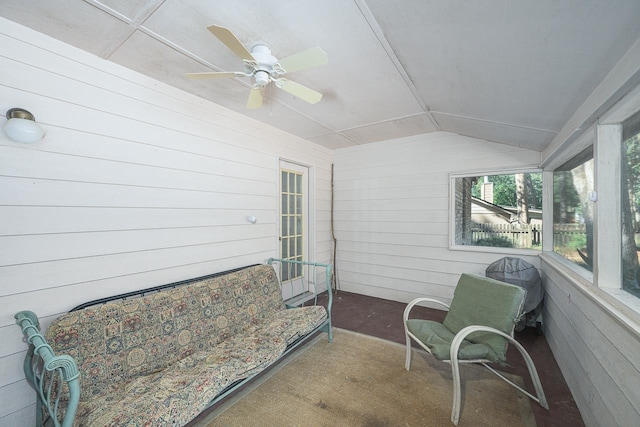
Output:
45,265,328,426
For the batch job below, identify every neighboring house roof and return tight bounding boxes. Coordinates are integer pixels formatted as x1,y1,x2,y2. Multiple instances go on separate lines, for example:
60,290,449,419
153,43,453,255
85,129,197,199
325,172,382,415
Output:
471,196,542,221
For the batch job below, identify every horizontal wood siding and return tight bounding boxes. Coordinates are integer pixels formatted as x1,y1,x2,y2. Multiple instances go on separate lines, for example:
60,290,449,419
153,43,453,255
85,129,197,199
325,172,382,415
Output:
332,132,542,304
541,257,640,426
0,19,332,425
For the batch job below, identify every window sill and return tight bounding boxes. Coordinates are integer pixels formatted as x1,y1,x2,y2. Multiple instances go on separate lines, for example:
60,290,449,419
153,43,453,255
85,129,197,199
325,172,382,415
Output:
449,244,541,257
539,252,640,338
601,288,640,324
538,251,593,284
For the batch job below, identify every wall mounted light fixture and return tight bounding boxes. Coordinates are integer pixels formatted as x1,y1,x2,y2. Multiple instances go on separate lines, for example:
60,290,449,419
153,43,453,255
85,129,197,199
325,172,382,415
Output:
4,108,44,143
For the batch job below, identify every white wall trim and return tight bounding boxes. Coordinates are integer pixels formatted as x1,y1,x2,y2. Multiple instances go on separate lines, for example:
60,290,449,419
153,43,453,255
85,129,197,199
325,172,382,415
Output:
594,124,622,289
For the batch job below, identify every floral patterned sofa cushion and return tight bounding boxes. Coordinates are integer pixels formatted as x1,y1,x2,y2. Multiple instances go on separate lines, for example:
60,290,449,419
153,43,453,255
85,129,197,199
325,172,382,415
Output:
71,330,287,426
45,264,328,426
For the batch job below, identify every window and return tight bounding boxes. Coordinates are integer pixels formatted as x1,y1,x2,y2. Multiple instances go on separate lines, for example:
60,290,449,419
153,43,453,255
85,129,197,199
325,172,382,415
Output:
452,171,542,250
547,99,640,308
553,147,594,271
622,111,640,297
544,84,640,314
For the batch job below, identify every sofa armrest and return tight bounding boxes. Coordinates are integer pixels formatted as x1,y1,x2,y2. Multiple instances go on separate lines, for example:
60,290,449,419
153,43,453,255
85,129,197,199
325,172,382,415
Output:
15,311,81,427
267,258,333,342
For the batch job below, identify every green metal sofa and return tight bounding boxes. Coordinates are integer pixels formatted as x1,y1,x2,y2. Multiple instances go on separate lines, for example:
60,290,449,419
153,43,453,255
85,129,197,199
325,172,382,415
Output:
15,259,332,427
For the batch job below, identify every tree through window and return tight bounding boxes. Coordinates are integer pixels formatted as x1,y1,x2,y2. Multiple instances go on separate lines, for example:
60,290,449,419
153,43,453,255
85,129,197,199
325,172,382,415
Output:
553,148,594,270
622,111,640,297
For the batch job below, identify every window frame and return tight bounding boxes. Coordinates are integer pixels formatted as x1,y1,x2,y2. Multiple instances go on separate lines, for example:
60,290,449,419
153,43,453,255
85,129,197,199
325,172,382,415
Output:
449,166,543,254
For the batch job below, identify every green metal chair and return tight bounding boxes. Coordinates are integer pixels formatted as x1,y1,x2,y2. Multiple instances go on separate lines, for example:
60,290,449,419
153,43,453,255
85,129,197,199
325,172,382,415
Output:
403,273,549,425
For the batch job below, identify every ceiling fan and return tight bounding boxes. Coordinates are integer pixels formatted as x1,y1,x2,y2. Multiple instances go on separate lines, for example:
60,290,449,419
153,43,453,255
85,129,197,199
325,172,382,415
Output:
187,25,328,109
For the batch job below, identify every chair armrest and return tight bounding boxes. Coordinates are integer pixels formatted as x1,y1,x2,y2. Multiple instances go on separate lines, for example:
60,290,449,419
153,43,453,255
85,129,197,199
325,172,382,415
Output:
449,325,511,362
15,311,81,427
267,258,333,342
449,325,549,409
403,297,450,322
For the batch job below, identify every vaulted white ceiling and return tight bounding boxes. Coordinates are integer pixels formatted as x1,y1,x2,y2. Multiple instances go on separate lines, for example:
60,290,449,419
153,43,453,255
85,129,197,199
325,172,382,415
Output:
2,1,640,150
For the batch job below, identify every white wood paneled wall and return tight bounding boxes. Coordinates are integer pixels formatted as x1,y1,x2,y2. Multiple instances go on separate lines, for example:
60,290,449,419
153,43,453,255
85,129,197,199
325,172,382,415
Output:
0,19,332,426
541,257,640,426
332,132,542,304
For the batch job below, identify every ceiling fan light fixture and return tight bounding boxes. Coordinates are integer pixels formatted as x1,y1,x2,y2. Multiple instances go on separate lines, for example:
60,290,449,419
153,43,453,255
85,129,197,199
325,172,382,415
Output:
254,70,270,87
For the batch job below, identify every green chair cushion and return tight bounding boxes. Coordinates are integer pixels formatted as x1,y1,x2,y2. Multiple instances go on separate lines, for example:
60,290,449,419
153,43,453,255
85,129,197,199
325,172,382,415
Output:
408,274,526,362
406,319,501,361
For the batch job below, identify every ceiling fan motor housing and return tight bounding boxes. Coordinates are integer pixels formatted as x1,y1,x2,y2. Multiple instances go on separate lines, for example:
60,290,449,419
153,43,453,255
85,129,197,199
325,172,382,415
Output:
251,44,279,85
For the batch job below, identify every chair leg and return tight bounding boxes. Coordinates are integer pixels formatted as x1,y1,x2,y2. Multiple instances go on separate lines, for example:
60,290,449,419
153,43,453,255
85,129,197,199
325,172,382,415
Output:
405,333,413,370
449,325,550,424
511,340,549,410
450,361,462,425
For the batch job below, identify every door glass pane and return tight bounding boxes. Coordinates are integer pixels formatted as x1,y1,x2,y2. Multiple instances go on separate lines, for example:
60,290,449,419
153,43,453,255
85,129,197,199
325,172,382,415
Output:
289,215,295,235
296,195,302,214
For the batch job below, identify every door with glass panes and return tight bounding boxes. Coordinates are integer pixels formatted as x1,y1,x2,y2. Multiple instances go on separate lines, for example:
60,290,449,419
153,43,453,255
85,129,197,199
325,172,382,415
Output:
279,161,310,303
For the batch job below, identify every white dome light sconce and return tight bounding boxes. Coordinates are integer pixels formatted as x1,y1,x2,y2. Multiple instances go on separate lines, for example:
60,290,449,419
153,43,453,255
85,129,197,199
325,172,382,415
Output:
247,215,257,224
4,108,44,143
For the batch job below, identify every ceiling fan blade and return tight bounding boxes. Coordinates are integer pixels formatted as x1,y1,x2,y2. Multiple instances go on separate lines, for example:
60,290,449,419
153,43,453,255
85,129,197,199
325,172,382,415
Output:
207,24,255,61
277,47,328,74
276,79,323,104
247,86,264,109
186,71,239,80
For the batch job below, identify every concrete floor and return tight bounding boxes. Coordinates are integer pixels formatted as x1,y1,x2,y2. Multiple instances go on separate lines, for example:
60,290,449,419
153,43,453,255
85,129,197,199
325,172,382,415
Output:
319,290,585,427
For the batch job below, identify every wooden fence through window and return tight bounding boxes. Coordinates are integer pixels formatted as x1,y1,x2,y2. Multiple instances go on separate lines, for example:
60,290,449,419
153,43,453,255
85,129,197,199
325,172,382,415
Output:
471,223,542,248
552,223,587,247
471,223,587,249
